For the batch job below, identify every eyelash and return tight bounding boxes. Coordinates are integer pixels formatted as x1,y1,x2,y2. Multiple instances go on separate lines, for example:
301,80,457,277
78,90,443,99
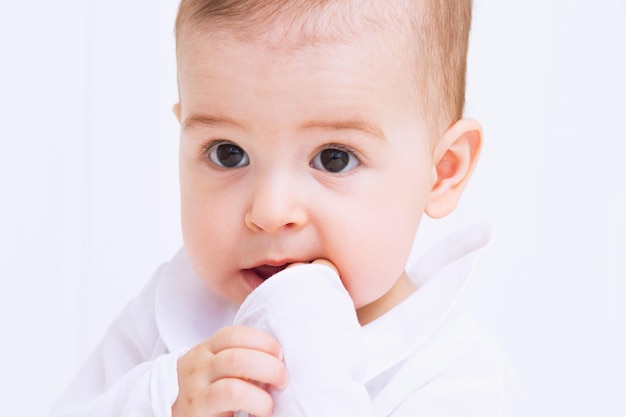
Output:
319,143,359,158
201,140,223,158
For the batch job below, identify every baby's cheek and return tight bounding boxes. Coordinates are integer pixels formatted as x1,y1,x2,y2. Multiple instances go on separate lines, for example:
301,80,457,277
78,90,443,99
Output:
341,271,378,309
350,258,407,308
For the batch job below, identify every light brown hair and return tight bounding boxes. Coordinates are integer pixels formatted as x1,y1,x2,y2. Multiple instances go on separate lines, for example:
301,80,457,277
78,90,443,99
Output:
175,0,472,138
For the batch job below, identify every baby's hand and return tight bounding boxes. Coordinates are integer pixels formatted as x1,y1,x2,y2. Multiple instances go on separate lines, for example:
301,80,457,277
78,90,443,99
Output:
287,259,339,274
172,326,288,417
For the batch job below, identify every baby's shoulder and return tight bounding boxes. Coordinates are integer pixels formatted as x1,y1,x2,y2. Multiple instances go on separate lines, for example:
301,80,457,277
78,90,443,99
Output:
375,312,521,415
437,311,504,350
420,310,512,375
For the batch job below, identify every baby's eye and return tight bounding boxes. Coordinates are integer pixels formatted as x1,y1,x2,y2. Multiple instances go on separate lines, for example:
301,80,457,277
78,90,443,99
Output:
310,147,360,173
207,142,249,168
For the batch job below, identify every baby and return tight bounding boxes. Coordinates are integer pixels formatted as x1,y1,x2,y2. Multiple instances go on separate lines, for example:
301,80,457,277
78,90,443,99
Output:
50,0,518,416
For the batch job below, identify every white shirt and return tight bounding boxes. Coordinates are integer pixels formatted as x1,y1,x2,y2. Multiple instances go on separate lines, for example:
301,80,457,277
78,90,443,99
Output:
49,224,521,416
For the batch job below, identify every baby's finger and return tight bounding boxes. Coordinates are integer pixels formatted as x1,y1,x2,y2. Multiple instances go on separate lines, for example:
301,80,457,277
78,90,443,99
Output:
206,326,283,358
175,377,274,417
311,258,339,274
286,259,338,275
211,378,274,417
210,348,288,389
285,261,307,269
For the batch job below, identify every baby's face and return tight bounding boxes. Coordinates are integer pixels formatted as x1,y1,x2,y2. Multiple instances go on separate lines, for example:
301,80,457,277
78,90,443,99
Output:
176,29,435,322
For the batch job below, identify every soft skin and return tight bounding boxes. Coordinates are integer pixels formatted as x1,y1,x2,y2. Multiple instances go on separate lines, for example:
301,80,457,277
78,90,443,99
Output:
173,29,481,417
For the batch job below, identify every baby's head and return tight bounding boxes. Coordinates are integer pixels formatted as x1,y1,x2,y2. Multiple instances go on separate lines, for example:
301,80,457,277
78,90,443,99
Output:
173,0,481,323
175,0,472,139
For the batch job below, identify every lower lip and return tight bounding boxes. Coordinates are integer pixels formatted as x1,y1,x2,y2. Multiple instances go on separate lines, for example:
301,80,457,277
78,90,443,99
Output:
242,269,267,291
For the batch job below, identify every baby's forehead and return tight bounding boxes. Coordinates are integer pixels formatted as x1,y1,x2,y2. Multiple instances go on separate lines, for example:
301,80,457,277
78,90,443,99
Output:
178,0,415,53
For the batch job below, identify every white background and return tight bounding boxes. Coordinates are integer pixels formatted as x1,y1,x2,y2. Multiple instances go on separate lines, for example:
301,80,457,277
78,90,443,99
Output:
1,1,625,415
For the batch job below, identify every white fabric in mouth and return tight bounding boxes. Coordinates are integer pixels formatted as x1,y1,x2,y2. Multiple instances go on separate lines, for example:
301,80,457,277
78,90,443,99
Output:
233,263,375,417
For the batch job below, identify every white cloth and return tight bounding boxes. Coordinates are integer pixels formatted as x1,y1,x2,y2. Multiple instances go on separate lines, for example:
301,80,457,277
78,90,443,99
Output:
49,223,521,417
233,263,374,417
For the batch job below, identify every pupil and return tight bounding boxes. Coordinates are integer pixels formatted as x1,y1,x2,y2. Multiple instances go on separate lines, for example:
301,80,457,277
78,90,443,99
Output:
321,149,349,173
217,144,244,167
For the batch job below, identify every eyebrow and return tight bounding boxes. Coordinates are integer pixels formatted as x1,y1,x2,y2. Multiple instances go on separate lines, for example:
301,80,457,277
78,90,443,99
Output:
301,119,388,142
183,113,387,142
182,114,242,131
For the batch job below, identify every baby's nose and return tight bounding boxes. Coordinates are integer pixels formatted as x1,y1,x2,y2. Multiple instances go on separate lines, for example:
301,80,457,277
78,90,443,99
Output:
244,174,308,234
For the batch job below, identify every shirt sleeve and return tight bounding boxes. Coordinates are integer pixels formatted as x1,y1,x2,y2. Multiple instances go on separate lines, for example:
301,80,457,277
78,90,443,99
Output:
48,265,183,417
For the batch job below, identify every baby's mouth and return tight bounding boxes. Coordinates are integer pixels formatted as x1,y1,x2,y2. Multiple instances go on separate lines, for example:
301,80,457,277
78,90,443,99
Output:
252,264,290,280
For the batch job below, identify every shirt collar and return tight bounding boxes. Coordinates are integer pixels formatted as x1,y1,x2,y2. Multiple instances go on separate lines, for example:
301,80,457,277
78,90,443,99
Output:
361,223,492,381
154,248,238,352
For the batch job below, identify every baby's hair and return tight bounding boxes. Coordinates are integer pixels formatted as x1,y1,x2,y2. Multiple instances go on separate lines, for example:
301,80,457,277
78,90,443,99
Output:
175,0,472,139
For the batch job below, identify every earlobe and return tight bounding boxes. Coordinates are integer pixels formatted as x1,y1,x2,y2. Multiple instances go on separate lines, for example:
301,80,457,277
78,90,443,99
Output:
173,103,181,123
425,118,482,219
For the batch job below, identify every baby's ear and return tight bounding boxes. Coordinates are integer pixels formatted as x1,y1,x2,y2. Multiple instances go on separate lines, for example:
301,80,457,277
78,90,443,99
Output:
425,118,482,219
173,103,181,123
